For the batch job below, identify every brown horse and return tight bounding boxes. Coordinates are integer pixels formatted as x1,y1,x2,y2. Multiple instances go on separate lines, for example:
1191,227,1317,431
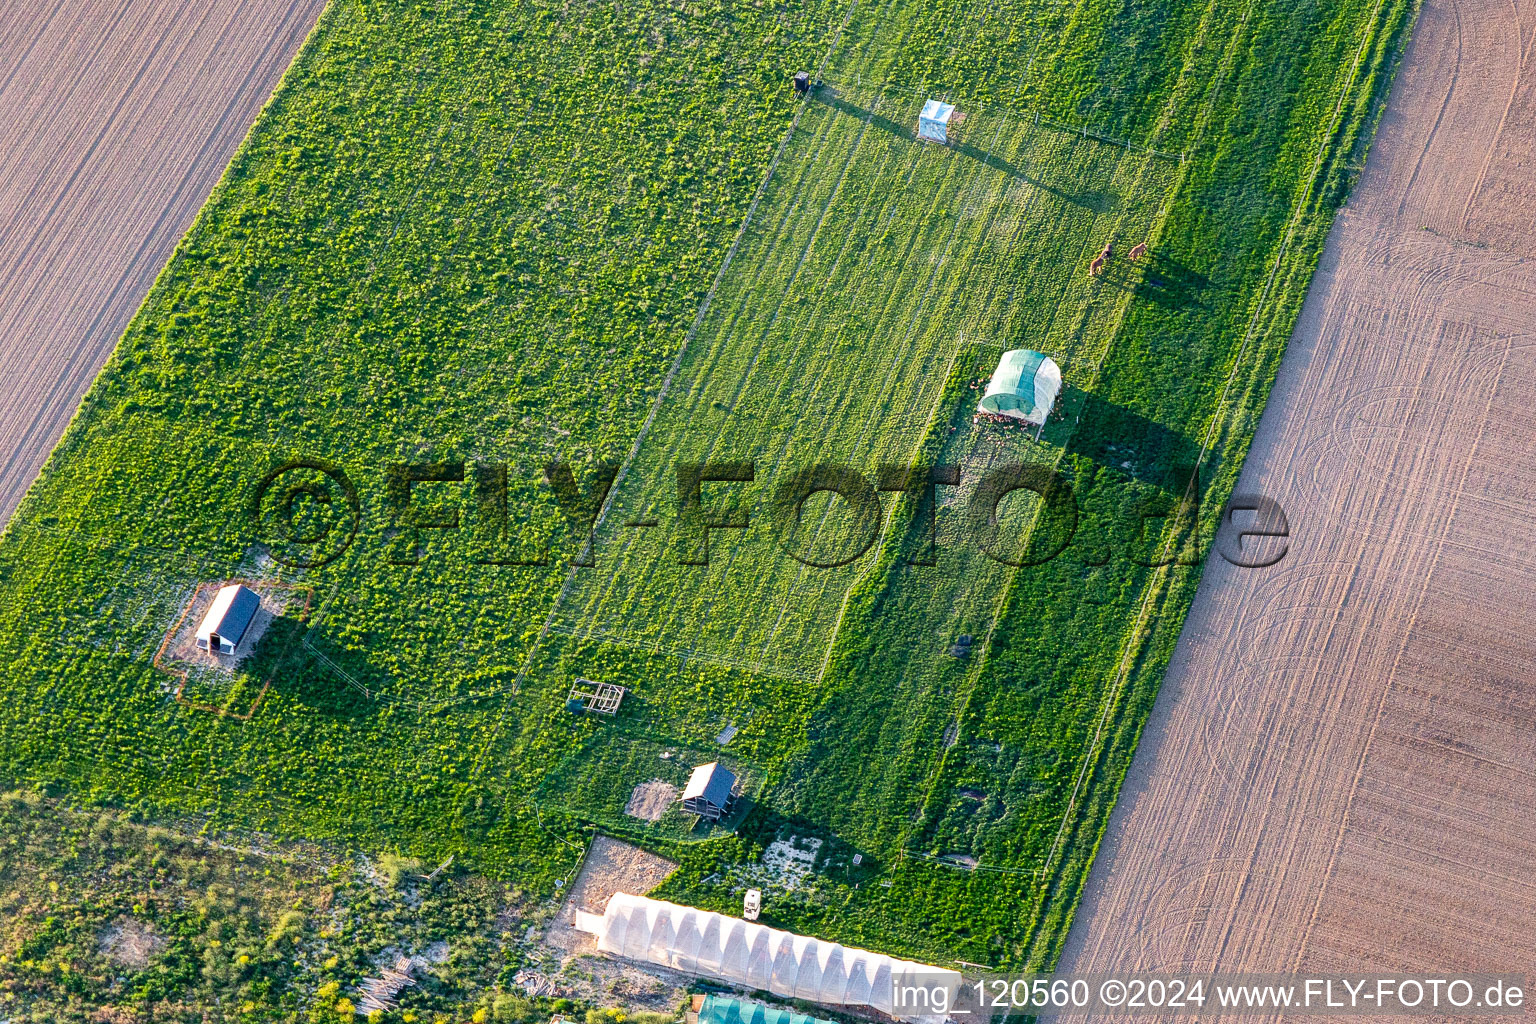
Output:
1089,240,1112,276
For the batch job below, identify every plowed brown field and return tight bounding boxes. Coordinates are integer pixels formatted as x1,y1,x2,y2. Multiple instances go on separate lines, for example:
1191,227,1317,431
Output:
1061,0,1536,1010
0,0,325,526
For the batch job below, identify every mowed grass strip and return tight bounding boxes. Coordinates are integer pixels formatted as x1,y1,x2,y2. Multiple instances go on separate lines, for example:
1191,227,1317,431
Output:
634,0,1417,969
549,99,1176,683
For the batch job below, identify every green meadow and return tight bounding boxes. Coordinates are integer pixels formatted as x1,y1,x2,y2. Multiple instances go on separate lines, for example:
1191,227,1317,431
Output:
0,0,1413,969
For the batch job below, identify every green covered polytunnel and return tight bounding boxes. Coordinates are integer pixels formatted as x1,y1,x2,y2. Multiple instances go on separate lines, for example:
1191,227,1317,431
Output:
978,348,1061,425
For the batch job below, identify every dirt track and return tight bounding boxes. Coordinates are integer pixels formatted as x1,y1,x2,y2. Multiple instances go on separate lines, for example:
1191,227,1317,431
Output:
0,0,325,527
1062,0,1536,1008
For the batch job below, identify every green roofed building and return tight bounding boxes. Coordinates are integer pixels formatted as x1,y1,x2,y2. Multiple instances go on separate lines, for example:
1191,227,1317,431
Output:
977,348,1061,426
691,994,839,1024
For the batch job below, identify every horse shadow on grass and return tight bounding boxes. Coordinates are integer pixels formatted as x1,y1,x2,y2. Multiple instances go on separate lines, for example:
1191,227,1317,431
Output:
1093,250,1212,310
811,89,1117,213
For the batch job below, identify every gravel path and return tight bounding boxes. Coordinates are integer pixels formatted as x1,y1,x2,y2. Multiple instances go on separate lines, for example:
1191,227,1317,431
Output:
0,0,325,526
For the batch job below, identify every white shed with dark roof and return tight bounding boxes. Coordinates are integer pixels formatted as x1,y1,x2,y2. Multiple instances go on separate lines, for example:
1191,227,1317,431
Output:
681,762,736,821
195,584,261,655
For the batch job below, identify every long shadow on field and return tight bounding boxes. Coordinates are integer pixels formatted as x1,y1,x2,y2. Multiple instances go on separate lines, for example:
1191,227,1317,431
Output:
811,90,1115,212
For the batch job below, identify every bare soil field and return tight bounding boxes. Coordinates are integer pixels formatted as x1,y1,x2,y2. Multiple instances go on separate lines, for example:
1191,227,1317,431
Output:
624,780,680,823
535,836,687,1009
0,0,325,527
545,836,677,952
1060,0,1536,1010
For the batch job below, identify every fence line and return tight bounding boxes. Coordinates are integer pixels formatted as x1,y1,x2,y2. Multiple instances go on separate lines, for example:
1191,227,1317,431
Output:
1032,110,1186,163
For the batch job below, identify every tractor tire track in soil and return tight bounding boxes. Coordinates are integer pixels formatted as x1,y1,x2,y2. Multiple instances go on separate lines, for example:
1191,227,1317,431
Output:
1060,0,1536,1002
0,0,326,527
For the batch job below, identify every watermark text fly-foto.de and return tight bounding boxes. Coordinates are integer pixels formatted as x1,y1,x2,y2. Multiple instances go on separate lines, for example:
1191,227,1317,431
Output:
891,973,1525,1017
249,457,1290,571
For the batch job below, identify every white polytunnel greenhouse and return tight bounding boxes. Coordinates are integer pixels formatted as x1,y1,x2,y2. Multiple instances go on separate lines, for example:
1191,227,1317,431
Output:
575,893,962,1022
978,348,1061,426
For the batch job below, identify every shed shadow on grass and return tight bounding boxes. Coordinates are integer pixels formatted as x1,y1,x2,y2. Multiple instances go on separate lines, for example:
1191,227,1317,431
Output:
810,89,1117,212
688,794,757,837
1067,388,1201,491
1037,385,1203,509
243,616,379,720
1050,389,1205,569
